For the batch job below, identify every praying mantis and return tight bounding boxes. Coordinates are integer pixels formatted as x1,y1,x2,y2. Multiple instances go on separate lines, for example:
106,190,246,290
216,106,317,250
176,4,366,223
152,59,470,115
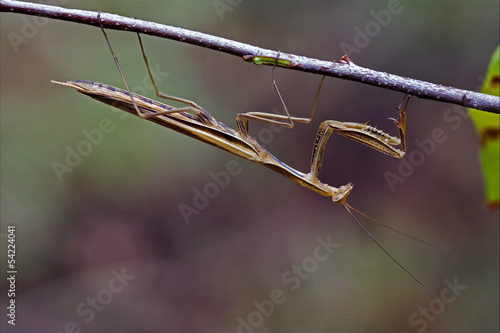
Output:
52,15,440,299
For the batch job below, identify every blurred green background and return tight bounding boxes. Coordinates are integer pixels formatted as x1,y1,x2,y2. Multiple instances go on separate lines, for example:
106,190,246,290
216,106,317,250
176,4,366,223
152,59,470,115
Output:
1,0,498,332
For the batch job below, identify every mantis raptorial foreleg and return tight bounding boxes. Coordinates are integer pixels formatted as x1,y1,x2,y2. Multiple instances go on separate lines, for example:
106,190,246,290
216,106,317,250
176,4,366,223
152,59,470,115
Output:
52,14,440,300
308,93,410,183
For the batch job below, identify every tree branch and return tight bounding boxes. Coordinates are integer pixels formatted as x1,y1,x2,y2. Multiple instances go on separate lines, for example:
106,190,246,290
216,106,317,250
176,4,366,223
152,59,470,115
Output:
1,0,499,114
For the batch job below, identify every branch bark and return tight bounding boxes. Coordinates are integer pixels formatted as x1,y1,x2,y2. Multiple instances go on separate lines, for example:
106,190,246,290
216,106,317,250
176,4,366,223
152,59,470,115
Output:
1,0,499,114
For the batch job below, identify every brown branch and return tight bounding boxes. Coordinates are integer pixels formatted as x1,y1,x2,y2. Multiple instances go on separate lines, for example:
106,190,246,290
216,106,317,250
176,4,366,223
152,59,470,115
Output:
1,0,499,114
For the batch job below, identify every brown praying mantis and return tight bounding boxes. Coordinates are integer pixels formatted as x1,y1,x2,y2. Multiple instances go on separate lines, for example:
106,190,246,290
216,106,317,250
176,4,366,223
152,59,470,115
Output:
52,15,441,299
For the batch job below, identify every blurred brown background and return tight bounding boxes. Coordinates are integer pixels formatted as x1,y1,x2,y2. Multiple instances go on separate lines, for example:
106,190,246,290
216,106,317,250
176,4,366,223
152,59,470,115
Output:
1,0,498,332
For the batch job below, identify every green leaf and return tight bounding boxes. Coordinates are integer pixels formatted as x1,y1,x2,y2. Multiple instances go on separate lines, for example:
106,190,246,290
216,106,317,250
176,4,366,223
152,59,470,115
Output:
468,46,500,209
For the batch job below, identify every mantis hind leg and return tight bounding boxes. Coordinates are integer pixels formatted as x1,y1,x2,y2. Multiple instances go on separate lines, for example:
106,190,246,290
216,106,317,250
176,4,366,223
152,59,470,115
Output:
97,13,213,121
